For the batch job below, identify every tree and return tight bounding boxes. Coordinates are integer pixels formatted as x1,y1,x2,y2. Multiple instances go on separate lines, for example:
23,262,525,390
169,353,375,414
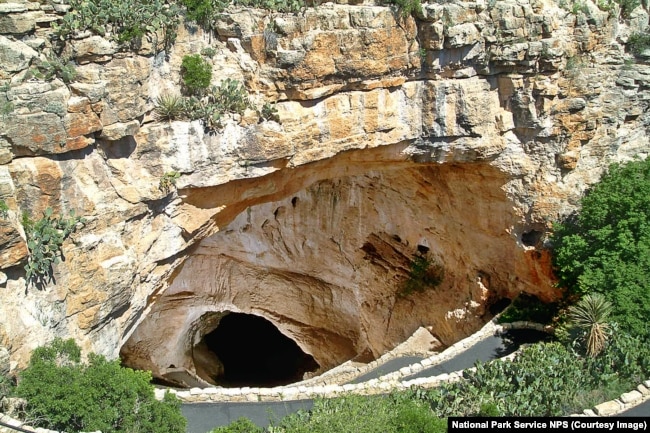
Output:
16,338,186,433
552,158,650,336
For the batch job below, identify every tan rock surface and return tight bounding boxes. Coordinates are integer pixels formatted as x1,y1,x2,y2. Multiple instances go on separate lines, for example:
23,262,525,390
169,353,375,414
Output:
0,0,648,384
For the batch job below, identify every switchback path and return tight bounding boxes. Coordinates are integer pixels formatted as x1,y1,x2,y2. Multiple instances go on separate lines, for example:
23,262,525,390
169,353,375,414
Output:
181,328,553,433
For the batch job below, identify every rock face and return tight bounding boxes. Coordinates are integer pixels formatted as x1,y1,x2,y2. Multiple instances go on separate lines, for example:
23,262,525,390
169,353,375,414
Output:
0,0,649,385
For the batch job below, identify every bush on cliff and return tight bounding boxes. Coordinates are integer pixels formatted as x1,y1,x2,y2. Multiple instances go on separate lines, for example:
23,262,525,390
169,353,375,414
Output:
181,54,213,95
15,338,186,433
552,158,650,336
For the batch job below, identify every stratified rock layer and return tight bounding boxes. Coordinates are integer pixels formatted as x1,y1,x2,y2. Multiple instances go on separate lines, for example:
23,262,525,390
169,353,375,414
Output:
0,0,649,383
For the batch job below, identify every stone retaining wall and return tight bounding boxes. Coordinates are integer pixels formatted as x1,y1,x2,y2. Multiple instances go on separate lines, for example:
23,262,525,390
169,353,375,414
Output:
157,318,548,403
2,319,649,432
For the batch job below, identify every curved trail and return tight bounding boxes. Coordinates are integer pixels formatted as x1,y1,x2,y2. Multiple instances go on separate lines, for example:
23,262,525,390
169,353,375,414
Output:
181,329,554,432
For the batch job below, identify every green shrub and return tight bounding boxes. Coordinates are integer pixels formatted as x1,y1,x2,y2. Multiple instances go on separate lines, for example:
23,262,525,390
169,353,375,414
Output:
0,82,13,120
181,0,229,29
617,0,641,18
497,293,559,324
159,171,181,193
16,338,186,433
181,54,213,95
628,32,650,56
272,394,445,433
0,371,14,402
401,253,444,296
236,0,306,13
55,0,180,49
210,417,263,432
552,158,650,336
382,0,422,17
22,208,85,289
259,101,280,122
0,199,8,219
201,46,218,58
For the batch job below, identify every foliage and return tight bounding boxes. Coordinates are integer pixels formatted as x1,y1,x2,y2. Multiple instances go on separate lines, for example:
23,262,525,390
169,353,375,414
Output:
381,0,422,18
209,78,250,114
0,371,14,403
159,171,181,193
181,0,229,29
22,208,85,289
401,253,444,296
551,158,650,336
0,82,13,120
571,0,590,15
497,293,560,324
259,102,280,122
628,32,650,56
567,293,613,357
236,0,306,13
201,46,218,58
55,0,180,49
181,54,213,95
0,199,8,219
16,338,186,433
153,94,185,121
617,0,641,18
34,56,78,84
210,417,264,433
270,394,445,433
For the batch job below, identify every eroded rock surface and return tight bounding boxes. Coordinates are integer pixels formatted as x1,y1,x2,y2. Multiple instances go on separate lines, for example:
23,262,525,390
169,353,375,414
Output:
0,0,648,384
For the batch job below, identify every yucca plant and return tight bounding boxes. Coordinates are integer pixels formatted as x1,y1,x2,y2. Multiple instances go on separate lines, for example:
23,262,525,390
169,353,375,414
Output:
153,94,185,121
568,293,613,357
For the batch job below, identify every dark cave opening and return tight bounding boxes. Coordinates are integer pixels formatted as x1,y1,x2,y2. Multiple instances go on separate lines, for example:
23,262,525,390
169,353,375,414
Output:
202,312,320,387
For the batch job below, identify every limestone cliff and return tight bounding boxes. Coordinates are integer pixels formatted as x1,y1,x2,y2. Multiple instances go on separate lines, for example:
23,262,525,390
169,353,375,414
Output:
0,0,648,386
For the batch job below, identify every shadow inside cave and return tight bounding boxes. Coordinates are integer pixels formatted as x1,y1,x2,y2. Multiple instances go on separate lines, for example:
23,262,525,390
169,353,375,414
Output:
199,312,320,388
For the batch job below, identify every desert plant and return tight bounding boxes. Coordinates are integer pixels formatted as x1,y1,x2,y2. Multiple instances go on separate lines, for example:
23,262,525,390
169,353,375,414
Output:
154,94,185,121
181,54,213,95
568,293,613,357
22,208,85,289
210,78,250,114
237,0,306,13
382,0,422,17
16,338,186,433
628,32,650,56
55,0,180,50
31,56,77,84
182,0,229,29
0,199,8,219
0,83,13,120
201,46,217,58
617,0,641,18
259,101,280,122
159,171,181,193
401,253,444,296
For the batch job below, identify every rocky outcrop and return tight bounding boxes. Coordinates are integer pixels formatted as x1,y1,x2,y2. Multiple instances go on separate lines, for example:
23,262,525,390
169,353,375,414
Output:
0,0,649,385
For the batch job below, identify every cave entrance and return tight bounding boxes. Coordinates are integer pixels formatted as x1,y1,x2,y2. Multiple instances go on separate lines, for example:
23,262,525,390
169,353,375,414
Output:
200,312,319,387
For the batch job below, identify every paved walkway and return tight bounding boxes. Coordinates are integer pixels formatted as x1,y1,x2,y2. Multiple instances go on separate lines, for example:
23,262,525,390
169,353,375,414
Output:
181,326,554,432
